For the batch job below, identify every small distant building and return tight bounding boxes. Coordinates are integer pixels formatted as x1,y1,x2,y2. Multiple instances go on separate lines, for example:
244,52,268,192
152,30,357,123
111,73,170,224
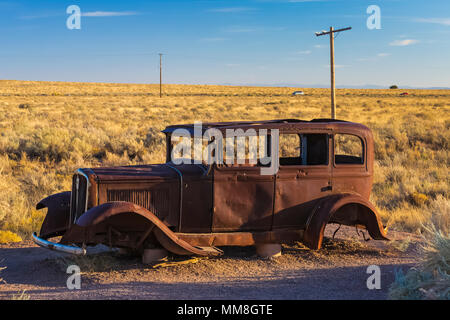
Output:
292,91,305,96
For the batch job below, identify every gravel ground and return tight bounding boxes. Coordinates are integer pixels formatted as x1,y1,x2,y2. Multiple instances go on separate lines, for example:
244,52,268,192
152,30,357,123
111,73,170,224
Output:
0,225,423,300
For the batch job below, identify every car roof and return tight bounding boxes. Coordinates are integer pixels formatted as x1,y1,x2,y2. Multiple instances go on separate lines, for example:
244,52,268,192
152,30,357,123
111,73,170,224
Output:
162,118,371,137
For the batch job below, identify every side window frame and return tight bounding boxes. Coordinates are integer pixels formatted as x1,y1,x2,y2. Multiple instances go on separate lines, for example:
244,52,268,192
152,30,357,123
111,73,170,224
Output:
278,130,331,167
214,131,271,171
333,132,366,167
278,132,302,166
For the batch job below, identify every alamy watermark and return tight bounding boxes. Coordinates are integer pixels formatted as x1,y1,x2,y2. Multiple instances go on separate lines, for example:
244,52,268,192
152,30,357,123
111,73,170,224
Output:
367,5,381,30
66,5,81,30
170,122,280,175
66,265,81,290
366,265,381,290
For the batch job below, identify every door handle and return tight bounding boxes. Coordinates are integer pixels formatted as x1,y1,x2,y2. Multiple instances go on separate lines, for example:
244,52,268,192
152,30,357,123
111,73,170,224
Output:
297,170,307,177
321,185,332,192
237,174,248,181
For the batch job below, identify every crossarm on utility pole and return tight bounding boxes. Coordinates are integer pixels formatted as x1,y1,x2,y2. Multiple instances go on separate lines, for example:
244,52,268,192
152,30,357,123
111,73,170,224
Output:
315,26,352,37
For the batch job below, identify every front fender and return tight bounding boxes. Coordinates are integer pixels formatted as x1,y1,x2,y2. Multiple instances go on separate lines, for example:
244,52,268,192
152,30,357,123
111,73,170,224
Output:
37,191,71,239
61,201,221,257
303,193,389,250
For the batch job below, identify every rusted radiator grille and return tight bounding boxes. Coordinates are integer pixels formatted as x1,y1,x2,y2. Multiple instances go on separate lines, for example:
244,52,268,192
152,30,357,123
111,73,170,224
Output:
70,174,88,223
106,189,170,219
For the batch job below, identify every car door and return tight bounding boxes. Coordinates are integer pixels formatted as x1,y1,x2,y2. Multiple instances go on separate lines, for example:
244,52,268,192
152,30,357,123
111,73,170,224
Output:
273,130,333,229
332,131,370,199
211,131,275,232
212,164,275,232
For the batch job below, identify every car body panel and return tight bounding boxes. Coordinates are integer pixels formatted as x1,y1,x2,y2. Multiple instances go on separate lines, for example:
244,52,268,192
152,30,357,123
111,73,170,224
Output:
34,119,389,256
304,193,388,250
37,191,71,239
212,165,274,232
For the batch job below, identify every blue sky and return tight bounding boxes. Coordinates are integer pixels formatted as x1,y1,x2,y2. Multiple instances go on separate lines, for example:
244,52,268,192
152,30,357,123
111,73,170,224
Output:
0,0,449,88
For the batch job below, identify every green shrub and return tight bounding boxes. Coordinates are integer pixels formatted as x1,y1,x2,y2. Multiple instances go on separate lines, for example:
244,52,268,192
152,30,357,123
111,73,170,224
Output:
389,225,450,300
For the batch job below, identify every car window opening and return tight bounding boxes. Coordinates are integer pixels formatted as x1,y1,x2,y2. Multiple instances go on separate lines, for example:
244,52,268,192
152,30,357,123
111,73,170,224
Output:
334,134,364,164
279,133,329,166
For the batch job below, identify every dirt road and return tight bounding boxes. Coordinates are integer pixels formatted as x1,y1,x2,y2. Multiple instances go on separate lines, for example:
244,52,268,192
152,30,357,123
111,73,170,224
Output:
0,226,422,300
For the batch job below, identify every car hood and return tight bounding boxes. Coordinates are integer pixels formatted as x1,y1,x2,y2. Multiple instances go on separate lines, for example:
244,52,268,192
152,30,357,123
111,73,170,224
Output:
86,163,206,182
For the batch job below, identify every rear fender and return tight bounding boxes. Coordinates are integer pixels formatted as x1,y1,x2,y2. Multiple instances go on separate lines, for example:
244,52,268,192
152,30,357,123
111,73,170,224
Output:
61,201,220,256
37,191,71,239
303,193,389,250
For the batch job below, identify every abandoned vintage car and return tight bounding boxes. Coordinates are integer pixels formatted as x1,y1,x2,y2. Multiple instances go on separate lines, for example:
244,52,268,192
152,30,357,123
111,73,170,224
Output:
33,119,388,259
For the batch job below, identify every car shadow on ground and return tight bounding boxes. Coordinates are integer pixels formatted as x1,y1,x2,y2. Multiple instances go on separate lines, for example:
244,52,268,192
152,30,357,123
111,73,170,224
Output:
0,262,415,300
0,235,414,291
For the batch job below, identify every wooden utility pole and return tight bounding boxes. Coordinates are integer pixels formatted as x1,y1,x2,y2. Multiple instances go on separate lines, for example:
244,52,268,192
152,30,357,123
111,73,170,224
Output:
315,26,351,119
329,27,336,119
159,53,163,98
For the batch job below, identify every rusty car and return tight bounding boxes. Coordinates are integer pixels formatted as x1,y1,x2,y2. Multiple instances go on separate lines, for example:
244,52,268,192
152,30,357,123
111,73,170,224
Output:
33,118,388,260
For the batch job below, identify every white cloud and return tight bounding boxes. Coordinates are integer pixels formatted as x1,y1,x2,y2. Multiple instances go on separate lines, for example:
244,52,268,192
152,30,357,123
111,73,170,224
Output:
257,0,330,1
82,11,138,17
357,57,374,62
389,39,419,46
323,64,346,68
223,26,258,33
222,26,285,33
358,53,391,62
199,37,227,42
296,50,311,54
415,18,450,26
20,13,59,20
288,0,331,2
314,44,325,48
208,7,256,13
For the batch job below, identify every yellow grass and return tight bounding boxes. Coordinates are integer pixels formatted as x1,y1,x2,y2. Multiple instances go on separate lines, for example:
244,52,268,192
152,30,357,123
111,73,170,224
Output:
0,230,22,244
0,80,448,238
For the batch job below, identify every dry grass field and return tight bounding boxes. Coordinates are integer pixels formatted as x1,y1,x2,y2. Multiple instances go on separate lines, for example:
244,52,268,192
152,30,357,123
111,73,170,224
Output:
0,80,448,241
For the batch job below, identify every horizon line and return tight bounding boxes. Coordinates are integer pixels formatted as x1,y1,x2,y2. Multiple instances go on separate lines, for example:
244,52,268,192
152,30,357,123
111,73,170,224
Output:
0,79,449,90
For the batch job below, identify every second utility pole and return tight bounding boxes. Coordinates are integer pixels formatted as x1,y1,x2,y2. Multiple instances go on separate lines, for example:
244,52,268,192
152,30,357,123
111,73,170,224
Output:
315,26,351,119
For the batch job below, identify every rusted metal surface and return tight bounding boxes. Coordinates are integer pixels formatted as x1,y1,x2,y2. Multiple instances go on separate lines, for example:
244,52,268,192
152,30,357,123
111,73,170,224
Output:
35,119,389,257
303,193,388,250
213,166,274,232
37,191,71,239
274,132,332,229
60,201,222,256
175,229,304,247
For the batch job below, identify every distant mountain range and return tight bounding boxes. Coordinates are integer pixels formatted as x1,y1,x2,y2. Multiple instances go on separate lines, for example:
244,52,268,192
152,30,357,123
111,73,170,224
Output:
219,83,450,90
